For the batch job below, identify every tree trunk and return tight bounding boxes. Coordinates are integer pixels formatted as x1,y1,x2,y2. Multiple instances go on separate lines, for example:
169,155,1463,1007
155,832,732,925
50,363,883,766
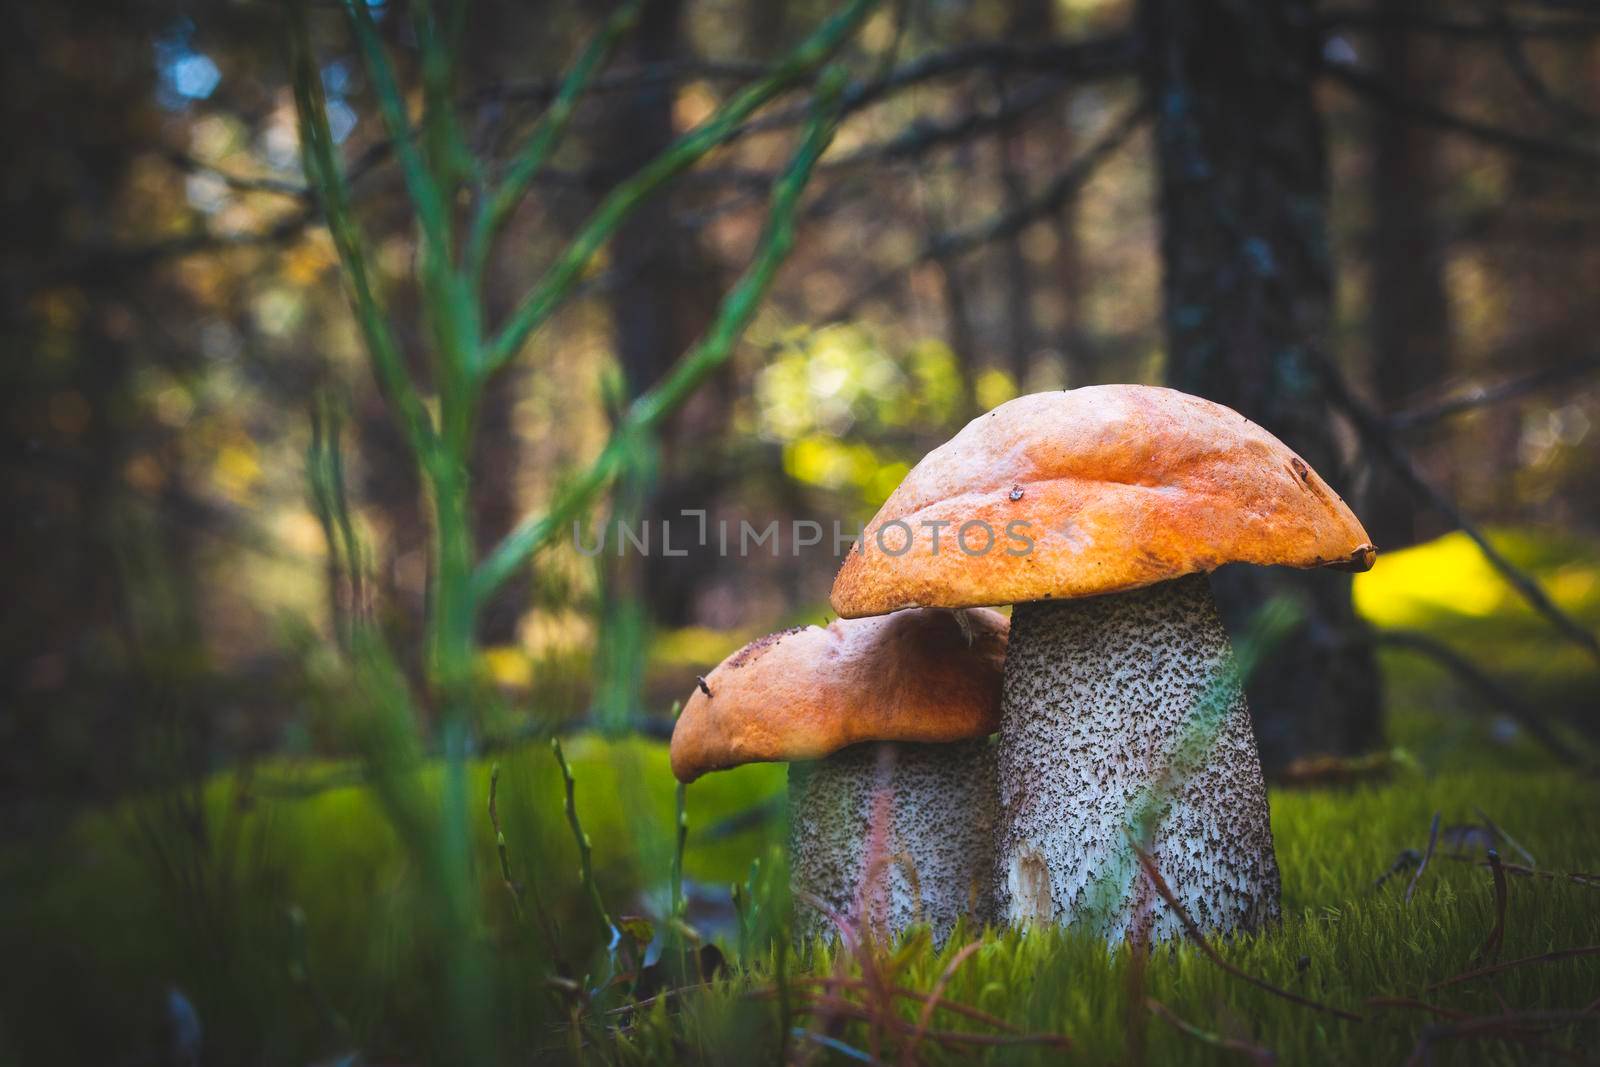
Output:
997,0,1054,390
1367,0,1453,550
1140,0,1382,771
592,0,724,728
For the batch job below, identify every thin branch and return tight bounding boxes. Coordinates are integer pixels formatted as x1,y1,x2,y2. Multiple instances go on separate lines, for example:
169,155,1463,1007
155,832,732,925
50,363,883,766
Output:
481,35,1134,119
1366,996,1474,1021
487,762,567,972
825,100,1148,321
1440,854,1600,889
1318,7,1600,40
771,991,1071,1050
472,67,852,602
1407,1013,1598,1065
41,35,1134,290
482,0,878,375
550,738,616,941
1146,998,1276,1065
1388,354,1600,432
826,76,1068,171
40,205,319,287
1133,845,1365,1022
1322,59,1600,171
1425,945,1600,992
487,762,523,921
344,0,482,407
37,138,395,289
413,0,478,188
470,58,769,108
900,941,983,1067
1489,3,1600,131
1317,358,1600,668
743,33,1139,142
289,2,437,460
785,975,1025,1033
497,78,1076,198
1474,849,1508,967
467,0,644,285
162,149,308,196
343,0,453,259
1368,629,1590,767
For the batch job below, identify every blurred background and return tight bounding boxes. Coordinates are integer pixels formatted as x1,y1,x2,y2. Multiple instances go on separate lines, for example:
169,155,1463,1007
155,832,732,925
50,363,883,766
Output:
2,0,1599,1061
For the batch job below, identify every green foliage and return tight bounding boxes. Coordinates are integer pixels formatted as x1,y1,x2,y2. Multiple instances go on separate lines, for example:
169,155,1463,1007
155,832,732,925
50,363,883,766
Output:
754,324,968,505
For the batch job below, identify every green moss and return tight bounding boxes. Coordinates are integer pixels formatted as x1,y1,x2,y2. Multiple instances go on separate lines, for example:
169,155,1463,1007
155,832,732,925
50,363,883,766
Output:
5,529,1599,1063
5,752,1598,1065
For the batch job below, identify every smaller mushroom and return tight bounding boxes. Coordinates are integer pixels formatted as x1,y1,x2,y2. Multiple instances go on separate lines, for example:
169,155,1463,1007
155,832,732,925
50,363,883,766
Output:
670,608,1008,944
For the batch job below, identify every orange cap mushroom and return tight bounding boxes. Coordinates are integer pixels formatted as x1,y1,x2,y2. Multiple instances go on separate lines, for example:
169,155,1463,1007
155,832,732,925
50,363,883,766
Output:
670,607,1007,783
831,385,1374,618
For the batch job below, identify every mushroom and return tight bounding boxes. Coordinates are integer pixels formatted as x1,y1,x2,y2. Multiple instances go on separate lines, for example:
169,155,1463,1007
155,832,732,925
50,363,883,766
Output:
670,608,1008,943
830,385,1375,941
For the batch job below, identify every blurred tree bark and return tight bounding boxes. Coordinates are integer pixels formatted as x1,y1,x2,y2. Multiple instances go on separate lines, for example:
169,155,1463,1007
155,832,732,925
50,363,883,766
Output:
1140,0,1383,771
593,0,725,727
1366,0,1454,550
997,0,1051,389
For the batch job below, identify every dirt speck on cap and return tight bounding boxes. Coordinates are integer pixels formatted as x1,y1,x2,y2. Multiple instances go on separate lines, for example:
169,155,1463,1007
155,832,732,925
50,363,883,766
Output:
726,625,806,670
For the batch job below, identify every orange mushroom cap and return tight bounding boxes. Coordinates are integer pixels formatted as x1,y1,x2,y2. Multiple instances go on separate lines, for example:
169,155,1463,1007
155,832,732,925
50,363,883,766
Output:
831,385,1375,618
669,608,1008,783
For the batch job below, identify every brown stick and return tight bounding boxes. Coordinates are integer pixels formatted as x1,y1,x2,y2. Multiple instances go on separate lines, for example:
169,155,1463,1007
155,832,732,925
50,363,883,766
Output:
1426,946,1600,992
899,941,983,1066
787,975,1022,1032
1366,996,1474,1021
783,991,1071,1051
1474,850,1508,967
1406,1011,1600,1065
1147,998,1276,1065
1133,847,1364,1022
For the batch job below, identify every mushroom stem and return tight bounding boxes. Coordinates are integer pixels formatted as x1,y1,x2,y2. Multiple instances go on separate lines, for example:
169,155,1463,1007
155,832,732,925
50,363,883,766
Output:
789,739,996,945
994,573,1280,940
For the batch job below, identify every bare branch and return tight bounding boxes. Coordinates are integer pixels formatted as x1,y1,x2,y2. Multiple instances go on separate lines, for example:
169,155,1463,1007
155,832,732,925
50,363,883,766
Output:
161,150,308,197
290,2,438,459
1368,629,1591,767
37,35,1135,290
1388,354,1600,433
482,0,877,375
1487,2,1600,131
1318,7,1600,40
473,68,852,601
1322,59,1600,170
824,101,1148,321
1316,356,1600,668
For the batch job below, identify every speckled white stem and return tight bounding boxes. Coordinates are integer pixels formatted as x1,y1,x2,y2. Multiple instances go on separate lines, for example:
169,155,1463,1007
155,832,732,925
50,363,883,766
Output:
789,739,997,945
994,574,1280,941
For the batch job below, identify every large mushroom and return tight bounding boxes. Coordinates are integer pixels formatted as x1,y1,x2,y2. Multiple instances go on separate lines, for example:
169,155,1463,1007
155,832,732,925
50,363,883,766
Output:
830,385,1375,941
670,608,1008,943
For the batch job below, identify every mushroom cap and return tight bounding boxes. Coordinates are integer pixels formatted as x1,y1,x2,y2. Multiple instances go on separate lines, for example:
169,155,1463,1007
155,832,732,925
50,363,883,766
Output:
668,607,1008,783
831,385,1375,618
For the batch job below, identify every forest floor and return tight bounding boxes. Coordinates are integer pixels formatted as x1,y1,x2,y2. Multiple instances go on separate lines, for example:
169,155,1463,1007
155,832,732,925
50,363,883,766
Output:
3,530,1599,1064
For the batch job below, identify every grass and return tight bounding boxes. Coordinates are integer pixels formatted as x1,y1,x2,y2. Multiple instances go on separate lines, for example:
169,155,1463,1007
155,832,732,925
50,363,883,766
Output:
4,530,1600,1064
4,748,1598,1064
